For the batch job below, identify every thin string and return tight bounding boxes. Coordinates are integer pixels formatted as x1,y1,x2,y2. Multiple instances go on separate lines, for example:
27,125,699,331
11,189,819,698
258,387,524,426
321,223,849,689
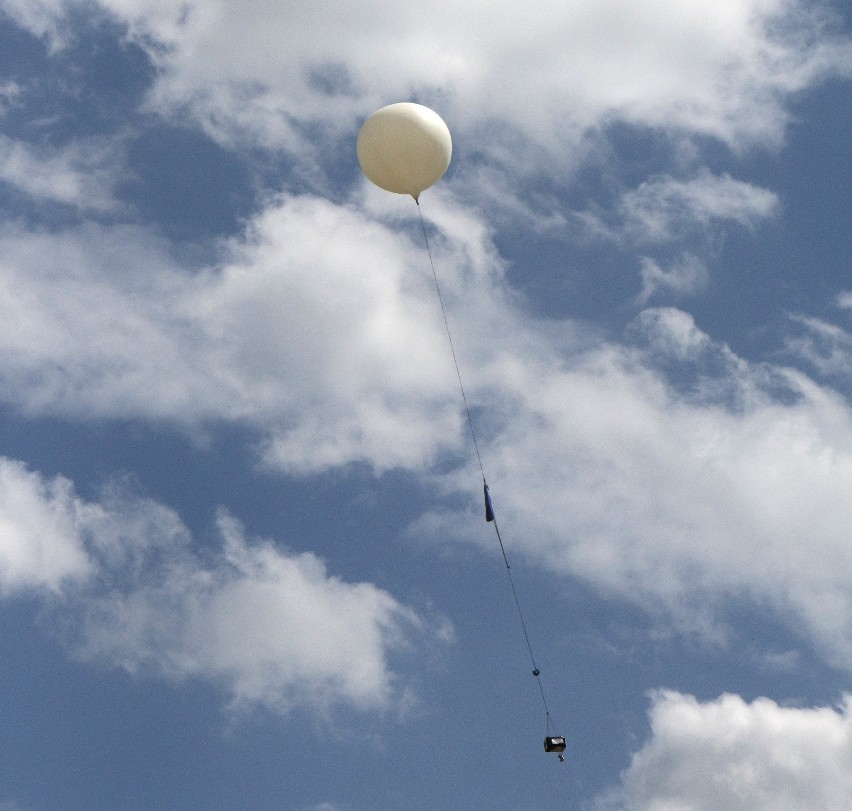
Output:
493,513,555,727
416,202,485,480
416,200,560,738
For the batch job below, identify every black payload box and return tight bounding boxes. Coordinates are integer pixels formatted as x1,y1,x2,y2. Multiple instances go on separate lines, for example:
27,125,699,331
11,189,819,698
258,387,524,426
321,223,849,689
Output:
544,736,566,753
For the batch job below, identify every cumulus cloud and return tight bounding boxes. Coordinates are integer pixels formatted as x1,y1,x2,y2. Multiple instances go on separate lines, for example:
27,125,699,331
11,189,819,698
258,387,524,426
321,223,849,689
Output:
2,146,852,673
0,196,473,472
572,171,779,292
785,314,852,381
577,171,779,249
0,135,123,211
152,1,851,154
417,306,852,663
0,0,849,685
637,253,710,303
618,172,779,244
0,457,92,593
0,456,426,714
5,0,850,163
0,0,70,48
198,194,471,472
1,8,851,808
598,691,852,810
0,81,22,116
71,509,421,714
3,182,852,669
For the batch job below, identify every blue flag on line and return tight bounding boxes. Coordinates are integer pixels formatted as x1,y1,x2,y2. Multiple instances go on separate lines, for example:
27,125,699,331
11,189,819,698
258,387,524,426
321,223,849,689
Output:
484,482,495,522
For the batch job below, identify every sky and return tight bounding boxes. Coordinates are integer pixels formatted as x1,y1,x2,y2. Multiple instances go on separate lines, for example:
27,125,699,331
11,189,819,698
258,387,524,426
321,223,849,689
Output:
0,1,851,809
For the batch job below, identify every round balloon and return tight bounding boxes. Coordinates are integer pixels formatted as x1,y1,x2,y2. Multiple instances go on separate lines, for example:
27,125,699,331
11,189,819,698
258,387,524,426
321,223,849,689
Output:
357,102,452,201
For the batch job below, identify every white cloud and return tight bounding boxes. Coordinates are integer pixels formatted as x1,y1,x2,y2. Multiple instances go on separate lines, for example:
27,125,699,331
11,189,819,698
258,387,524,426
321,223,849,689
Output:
417,306,852,664
638,253,710,303
572,172,779,285
785,314,852,380
0,0,70,48
0,455,427,714
0,135,123,211
0,0,836,272
619,172,779,244
198,194,470,472
72,509,422,714
1,3,850,802
0,458,92,594
0,81,22,116
155,1,852,153
0,194,500,472
6,0,849,164
598,691,852,811
4,189,852,669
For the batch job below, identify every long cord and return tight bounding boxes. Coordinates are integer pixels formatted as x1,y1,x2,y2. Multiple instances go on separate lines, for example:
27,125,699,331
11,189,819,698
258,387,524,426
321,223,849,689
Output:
416,201,560,741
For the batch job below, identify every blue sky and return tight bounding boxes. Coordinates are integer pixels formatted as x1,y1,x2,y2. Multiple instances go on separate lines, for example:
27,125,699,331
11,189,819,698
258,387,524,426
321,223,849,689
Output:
0,2,851,809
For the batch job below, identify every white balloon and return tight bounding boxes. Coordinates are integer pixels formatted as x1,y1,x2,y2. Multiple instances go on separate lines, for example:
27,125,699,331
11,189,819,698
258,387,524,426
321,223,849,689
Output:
357,102,452,201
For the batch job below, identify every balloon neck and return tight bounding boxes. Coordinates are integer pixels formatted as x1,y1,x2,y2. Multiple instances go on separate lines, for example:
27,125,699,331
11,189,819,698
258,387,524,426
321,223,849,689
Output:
412,194,420,204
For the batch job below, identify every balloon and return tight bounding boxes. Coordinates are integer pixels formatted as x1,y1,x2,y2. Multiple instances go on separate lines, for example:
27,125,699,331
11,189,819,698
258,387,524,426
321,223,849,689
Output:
357,102,452,201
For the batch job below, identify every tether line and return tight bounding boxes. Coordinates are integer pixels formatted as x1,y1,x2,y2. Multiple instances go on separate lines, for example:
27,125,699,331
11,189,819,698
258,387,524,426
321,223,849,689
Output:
416,200,560,738
416,203,485,479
